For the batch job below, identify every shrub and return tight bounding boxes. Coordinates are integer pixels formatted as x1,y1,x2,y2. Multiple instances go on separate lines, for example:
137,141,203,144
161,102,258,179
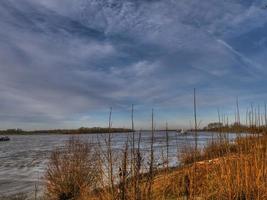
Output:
45,138,99,200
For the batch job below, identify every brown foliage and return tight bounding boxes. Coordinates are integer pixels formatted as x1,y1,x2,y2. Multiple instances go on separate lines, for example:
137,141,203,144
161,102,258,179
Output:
45,138,99,200
44,133,267,200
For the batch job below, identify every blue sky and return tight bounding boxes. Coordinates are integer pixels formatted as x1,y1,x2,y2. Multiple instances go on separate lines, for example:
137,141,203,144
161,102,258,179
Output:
0,0,267,130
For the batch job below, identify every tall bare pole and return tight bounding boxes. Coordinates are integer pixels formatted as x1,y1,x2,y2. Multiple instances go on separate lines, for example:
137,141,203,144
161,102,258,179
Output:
246,108,248,126
131,104,137,199
131,104,135,160
265,103,267,128
217,108,222,138
148,109,154,200
194,88,197,150
108,107,114,198
136,130,142,200
254,106,258,128
236,97,240,125
258,104,261,128
193,88,198,199
109,107,112,130
251,104,254,128
132,104,135,168
258,104,260,137
165,122,169,169
132,104,135,134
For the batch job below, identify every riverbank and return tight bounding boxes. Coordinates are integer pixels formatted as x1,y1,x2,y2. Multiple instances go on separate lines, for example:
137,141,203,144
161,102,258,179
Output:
86,134,267,200
147,134,267,199
42,133,266,200
0,127,132,135
1,132,266,200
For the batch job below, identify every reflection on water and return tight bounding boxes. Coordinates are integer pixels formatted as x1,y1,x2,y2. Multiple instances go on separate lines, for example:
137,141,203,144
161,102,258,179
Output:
0,131,240,197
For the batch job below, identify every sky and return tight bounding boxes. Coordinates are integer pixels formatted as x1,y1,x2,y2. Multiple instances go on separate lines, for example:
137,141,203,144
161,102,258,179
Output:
0,0,267,130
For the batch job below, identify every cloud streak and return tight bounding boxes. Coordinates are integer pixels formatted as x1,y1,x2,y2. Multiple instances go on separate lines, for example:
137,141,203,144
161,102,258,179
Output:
0,0,267,129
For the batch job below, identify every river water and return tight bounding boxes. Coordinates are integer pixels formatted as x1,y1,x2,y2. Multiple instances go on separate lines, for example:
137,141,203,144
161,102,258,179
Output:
0,131,240,197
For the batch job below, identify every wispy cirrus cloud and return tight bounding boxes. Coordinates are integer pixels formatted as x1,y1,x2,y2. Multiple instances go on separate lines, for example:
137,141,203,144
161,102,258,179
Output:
0,0,267,129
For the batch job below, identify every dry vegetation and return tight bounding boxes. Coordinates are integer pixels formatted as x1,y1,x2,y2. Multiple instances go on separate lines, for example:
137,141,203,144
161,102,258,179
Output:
44,132,267,200
155,134,267,200
45,138,100,200
44,103,267,200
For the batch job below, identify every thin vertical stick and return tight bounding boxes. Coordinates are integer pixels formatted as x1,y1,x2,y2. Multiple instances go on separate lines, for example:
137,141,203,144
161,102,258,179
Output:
193,88,198,199
165,122,169,169
258,104,260,128
217,108,222,140
236,97,241,138
251,103,254,129
108,107,115,199
261,114,264,130
109,107,112,131
265,103,267,128
246,108,248,127
136,131,142,200
148,109,154,200
226,115,229,141
194,88,198,150
235,111,237,125
254,106,258,131
249,111,251,130
131,104,137,200
258,105,260,137
132,104,135,153
236,97,240,125
119,137,129,200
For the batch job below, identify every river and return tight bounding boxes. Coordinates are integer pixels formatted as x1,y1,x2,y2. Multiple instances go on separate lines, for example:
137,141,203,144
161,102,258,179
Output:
0,131,241,198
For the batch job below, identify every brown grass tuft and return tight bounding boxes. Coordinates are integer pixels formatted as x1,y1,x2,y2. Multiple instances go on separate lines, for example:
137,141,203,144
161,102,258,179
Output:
45,138,99,200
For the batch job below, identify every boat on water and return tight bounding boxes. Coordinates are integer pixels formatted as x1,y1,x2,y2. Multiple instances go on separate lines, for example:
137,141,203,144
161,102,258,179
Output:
176,129,188,135
0,136,10,142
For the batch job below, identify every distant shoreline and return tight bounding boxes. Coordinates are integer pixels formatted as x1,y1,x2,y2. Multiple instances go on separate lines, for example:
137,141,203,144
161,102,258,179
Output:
0,127,133,135
0,128,252,135
2,123,260,135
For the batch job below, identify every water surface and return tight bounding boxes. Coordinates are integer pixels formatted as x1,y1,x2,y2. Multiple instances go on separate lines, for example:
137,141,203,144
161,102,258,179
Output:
0,131,240,197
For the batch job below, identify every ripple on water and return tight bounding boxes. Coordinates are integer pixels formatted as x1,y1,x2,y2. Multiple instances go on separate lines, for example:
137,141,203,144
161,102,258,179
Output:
0,132,241,196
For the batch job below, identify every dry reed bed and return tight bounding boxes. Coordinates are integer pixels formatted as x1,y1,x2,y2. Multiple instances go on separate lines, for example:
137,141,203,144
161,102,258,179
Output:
45,134,267,200
150,135,267,200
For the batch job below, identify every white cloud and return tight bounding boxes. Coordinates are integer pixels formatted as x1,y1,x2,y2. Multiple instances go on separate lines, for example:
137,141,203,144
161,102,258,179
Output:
0,0,267,129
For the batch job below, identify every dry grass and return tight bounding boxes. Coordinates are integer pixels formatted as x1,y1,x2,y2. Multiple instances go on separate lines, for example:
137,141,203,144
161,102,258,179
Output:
151,134,267,200
45,138,100,200
180,139,239,165
44,133,267,200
